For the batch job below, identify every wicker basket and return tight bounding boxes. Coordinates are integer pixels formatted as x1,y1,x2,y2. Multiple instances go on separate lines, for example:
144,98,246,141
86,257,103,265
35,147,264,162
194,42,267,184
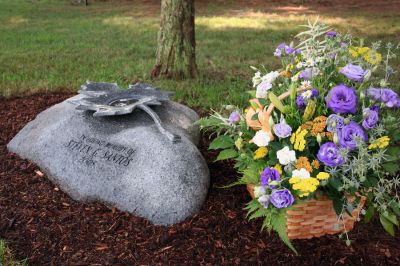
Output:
247,184,366,239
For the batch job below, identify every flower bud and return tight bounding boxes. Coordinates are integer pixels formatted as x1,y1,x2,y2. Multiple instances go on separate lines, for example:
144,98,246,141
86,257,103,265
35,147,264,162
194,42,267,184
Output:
269,116,275,128
333,132,339,145
360,91,365,100
380,79,389,87
363,70,371,82
332,120,337,129
269,181,280,186
316,133,322,144
225,105,235,111
344,118,350,124
235,137,243,150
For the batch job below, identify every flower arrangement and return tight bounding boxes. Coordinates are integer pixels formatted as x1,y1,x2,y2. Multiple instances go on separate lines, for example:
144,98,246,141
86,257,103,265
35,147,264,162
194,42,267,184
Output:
199,20,400,253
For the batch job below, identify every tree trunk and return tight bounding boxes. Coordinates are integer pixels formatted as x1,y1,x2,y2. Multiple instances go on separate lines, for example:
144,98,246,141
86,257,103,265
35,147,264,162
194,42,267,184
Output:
151,0,198,79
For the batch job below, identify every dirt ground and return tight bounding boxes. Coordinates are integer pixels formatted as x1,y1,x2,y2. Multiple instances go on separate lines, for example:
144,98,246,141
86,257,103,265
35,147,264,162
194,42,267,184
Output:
0,93,399,265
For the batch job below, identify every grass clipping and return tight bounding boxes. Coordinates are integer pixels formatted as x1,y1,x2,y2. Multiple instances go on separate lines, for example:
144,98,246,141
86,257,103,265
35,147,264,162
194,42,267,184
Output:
0,240,27,266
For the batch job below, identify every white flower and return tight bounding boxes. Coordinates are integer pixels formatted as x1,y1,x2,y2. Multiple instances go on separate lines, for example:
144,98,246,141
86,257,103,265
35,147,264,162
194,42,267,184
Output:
262,71,280,83
252,130,271,147
254,186,266,198
291,74,299,82
276,146,296,165
258,194,270,208
301,88,313,99
292,168,311,179
300,80,312,90
306,58,315,67
296,62,304,69
256,80,272,98
252,71,262,87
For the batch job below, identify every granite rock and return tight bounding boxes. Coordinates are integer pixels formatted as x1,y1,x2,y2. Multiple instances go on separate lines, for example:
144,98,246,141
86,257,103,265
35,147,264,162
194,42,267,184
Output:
7,95,209,225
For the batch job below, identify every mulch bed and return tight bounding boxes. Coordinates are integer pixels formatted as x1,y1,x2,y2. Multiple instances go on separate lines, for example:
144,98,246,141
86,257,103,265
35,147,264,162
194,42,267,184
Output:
0,93,399,265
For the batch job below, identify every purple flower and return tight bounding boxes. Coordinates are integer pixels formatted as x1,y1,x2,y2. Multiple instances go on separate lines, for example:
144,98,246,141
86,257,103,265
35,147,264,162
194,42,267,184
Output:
326,31,338,37
285,46,295,54
296,89,319,109
273,123,292,138
310,88,319,98
327,114,345,132
296,96,306,109
258,195,270,208
274,43,286,57
338,121,368,149
299,68,313,80
340,42,348,48
366,88,400,108
362,106,379,129
260,167,280,188
325,84,357,114
228,111,241,124
381,89,400,107
276,43,286,50
339,64,367,82
317,142,345,167
270,188,294,209
274,43,297,57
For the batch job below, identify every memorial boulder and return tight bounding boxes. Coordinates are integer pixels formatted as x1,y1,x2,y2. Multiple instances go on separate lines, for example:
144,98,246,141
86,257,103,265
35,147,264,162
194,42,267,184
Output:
7,82,210,225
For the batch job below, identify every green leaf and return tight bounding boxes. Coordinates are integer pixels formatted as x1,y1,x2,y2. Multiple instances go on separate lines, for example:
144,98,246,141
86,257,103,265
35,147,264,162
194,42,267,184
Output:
251,113,259,121
389,201,400,216
332,197,344,216
382,162,399,175
258,98,269,106
386,146,400,158
248,208,269,221
215,149,238,161
364,205,375,223
196,116,223,128
250,101,259,110
381,212,399,227
209,135,234,150
328,177,343,190
380,214,395,236
272,210,298,254
247,90,256,98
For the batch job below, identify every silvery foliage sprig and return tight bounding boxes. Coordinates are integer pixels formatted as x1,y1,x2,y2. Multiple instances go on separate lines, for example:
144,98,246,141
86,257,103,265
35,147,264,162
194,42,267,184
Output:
382,42,400,84
197,106,243,137
296,18,330,56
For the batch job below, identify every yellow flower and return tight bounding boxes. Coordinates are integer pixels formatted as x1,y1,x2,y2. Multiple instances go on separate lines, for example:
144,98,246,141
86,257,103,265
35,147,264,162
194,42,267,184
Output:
286,64,294,71
253,147,268,160
349,46,371,58
273,163,283,175
316,172,330,180
357,47,371,55
289,176,320,197
364,51,382,65
291,127,308,151
349,47,359,57
368,136,390,149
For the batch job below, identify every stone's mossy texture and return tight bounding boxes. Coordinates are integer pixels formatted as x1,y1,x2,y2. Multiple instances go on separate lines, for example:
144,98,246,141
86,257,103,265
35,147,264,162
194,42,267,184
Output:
7,95,209,225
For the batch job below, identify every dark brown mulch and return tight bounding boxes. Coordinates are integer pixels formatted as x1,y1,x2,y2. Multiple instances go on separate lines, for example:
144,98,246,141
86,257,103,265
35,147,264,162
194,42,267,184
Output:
0,93,399,265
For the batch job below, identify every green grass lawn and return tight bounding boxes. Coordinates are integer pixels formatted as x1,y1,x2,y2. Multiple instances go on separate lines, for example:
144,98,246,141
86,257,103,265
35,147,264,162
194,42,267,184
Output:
0,0,399,109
